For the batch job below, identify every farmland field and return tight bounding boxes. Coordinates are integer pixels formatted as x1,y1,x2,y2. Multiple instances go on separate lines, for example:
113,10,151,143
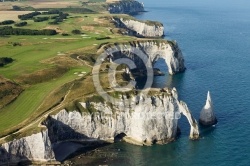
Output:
0,11,33,21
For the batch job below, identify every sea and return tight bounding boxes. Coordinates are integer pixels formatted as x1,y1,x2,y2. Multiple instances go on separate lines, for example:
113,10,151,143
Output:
68,0,250,165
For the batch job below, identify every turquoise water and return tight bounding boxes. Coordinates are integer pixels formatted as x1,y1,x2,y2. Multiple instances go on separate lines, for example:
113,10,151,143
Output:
72,1,250,165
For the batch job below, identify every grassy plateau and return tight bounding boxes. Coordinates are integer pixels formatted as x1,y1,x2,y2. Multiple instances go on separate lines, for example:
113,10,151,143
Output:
0,0,163,140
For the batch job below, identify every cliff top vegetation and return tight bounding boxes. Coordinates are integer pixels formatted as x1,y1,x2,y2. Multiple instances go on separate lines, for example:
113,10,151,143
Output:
0,0,174,142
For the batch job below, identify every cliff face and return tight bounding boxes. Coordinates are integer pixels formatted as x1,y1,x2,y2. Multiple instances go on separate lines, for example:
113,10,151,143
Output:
46,88,198,145
0,130,55,165
46,89,180,146
108,0,144,14
113,17,164,38
104,41,186,75
0,89,199,163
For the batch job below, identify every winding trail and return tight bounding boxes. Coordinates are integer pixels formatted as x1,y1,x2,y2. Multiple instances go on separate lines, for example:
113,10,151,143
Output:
77,56,93,68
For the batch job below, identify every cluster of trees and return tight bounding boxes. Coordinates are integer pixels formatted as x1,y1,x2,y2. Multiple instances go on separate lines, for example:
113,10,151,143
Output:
42,10,61,15
48,12,69,25
17,10,69,24
0,57,13,67
0,20,15,25
18,11,41,20
33,16,49,22
0,26,57,36
14,21,27,27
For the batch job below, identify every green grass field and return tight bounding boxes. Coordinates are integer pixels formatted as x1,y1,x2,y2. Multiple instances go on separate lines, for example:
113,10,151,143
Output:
0,66,90,135
0,10,136,136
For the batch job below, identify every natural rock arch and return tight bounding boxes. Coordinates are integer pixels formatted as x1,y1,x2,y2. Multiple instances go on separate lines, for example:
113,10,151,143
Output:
104,41,186,75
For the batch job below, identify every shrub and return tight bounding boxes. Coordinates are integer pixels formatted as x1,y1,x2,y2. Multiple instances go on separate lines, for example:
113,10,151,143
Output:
12,5,21,11
14,21,27,27
33,16,49,22
11,42,22,46
0,57,14,67
95,36,111,40
62,33,69,36
0,20,15,25
71,29,81,34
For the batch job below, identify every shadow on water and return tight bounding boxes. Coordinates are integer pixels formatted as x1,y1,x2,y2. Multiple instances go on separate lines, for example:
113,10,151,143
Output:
199,124,217,138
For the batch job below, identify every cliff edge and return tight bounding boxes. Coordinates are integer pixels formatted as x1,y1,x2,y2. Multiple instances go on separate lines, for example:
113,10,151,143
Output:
0,89,199,164
113,16,164,38
108,0,145,14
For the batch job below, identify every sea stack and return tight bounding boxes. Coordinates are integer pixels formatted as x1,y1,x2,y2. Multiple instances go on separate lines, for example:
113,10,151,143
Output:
199,91,217,126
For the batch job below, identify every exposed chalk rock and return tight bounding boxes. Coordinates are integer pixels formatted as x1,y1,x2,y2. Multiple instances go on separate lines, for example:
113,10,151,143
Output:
199,91,218,126
0,89,199,163
113,17,164,38
44,88,199,146
179,101,199,139
0,130,55,165
103,40,186,75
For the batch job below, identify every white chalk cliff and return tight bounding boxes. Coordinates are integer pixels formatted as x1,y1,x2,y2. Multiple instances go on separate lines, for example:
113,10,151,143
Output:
0,89,199,164
0,130,55,164
104,40,186,75
113,17,164,38
199,91,218,126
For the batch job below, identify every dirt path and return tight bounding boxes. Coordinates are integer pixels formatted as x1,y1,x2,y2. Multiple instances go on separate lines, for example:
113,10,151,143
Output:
77,55,93,68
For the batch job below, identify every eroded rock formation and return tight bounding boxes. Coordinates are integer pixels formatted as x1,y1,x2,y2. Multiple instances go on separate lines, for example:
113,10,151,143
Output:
199,91,218,126
0,130,55,165
113,17,164,38
0,89,199,164
103,40,186,75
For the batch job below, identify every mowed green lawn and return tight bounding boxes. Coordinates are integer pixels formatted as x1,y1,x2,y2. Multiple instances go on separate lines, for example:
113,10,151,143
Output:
0,35,95,79
0,12,134,136
0,36,96,135
0,66,90,134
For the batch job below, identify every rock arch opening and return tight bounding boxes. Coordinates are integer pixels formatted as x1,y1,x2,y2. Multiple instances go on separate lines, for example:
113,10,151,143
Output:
152,57,169,88
114,133,127,142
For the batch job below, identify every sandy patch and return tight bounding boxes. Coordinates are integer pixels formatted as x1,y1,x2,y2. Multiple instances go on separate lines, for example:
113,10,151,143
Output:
76,18,84,23
81,26,94,31
94,17,104,24
0,11,33,21
57,51,65,55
